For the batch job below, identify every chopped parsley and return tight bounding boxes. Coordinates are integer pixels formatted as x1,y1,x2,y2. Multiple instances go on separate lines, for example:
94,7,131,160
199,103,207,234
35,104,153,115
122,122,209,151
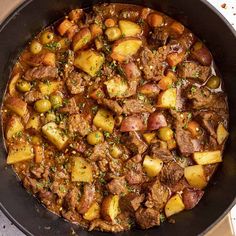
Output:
104,131,111,138
45,42,60,51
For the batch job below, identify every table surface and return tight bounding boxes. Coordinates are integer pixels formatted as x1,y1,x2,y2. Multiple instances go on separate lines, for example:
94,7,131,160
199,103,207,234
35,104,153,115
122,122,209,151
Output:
0,0,235,236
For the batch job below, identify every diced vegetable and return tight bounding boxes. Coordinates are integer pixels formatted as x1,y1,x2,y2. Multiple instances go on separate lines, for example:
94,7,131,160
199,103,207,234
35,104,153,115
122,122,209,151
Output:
165,194,185,217
5,97,28,118
90,24,103,38
72,28,92,51
50,95,63,109
83,202,100,221
58,19,74,36
206,76,221,89
147,13,164,27
89,87,105,100
170,22,185,35
34,145,44,163
7,143,34,164
143,155,163,177
30,40,43,54
71,156,93,182
167,139,177,150
93,108,115,133
143,132,156,144
187,121,201,137
191,42,212,66
138,83,160,97
157,88,176,109
217,123,229,145
111,37,142,62
38,81,62,95
158,127,174,141
42,52,56,67
34,99,52,113
118,20,141,37
5,115,24,140
69,9,83,22
105,27,122,41
105,18,116,28
95,38,103,50
158,76,173,90
193,151,222,165
40,31,54,44
87,131,104,145
122,62,141,79
101,195,120,221
109,144,123,158
26,114,40,131
16,80,31,93
184,165,207,189
105,77,128,98
167,52,185,67
120,115,145,132
74,50,105,77
9,73,20,96
147,112,167,131
42,122,69,150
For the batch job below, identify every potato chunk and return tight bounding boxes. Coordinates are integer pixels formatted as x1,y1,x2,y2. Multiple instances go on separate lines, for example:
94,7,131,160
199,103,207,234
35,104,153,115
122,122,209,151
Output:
143,155,163,177
101,195,120,221
83,202,100,221
58,19,74,36
111,37,142,62
118,20,141,37
104,77,128,98
26,114,40,131
5,97,28,118
9,73,20,96
184,165,207,189
165,194,185,217
38,81,62,95
157,88,176,109
6,115,24,140
42,122,69,150
7,143,34,164
143,132,156,144
93,108,115,133
71,156,93,183
72,28,92,51
193,151,222,165
74,50,105,77
217,123,229,145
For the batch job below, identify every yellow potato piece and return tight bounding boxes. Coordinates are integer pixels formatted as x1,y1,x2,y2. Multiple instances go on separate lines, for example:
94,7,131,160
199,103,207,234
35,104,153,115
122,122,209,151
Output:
193,150,222,165
143,155,163,177
157,88,176,109
104,77,128,98
184,165,207,189
42,122,69,150
72,28,92,51
38,81,62,96
165,194,185,217
111,37,142,62
71,156,93,183
74,50,105,77
7,143,34,164
26,114,40,131
9,73,20,96
217,123,229,145
143,132,156,144
93,108,115,133
83,202,100,221
101,195,120,221
6,116,24,140
119,20,142,37
5,97,28,118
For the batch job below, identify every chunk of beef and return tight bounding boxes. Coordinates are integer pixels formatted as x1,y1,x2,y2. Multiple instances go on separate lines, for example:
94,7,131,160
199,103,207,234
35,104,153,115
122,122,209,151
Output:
68,114,90,137
107,177,127,195
51,181,68,198
135,208,160,229
23,176,38,193
30,166,44,179
145,179,169,210
24,66,58,81
60,50,74,78
24,90,43,103
98,98,123,115
120,193,145,213
178,61,211,82
169,178,190,193
140,46,169,81
125,162,144,185
150,144,174,163
66,72,87,94
39,190,54,207
89,219,125,232
77,184,95,214
123,99,155,115
182,188,204,210
122,62,141,79
204,164,218,181
59,97,79,114
125,77,140,97
160,161,184,185
63,187,80,211
179,32,196,50
89,142,109,161
149,27,169,47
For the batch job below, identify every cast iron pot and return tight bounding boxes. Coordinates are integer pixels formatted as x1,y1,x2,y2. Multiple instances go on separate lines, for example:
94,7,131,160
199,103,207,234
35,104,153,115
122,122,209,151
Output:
0,0,236,235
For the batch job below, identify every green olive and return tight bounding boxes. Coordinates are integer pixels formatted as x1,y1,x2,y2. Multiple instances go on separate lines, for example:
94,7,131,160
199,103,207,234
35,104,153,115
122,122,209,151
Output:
158,127,174,141
40,31,54,44
109,145,123,158
16,80,31,92
50,95,63,109
105,27,121,41
87,131,104,145
30,40,42,54
34,99,52,113
206,76,221,89
45,112,56,123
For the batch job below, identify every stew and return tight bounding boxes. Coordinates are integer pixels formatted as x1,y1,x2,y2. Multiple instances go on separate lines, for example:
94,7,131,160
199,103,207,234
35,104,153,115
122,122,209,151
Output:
1,3,229,232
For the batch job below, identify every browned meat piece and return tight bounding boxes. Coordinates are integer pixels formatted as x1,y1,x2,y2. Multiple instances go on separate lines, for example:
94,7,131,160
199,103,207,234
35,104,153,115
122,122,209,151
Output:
89,219,125,232
149,27,169,47
178,61,211,82
61,50,74,78
98,98,123,115
51,181,68,198
24,66,58,81
39,190,54,207
160,161,184,185
68,114,90,137
66,72,86,94
125,162,144,185
59,97,79,114
88,142,109,161
182,188,204,210
120,193,145,213
24,90,43,103
169,178,190,193
140,46,169,81
179,32,196,50
135,207,160,229
145,179,169,210
123,99,155,115
63,187,80,211
23,176,38,193
122,62,141,79
30,166,44,178
77,184,95,214
150,144,174,163
125,77,140,97
107,177,127,195
204,164,218,181
187,86,227,110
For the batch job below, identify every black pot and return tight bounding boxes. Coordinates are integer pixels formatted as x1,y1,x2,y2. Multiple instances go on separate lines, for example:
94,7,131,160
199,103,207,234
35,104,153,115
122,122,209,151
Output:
0,0,236,235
